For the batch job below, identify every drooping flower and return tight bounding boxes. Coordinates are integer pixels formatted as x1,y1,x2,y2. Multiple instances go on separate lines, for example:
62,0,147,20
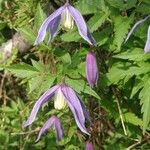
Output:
34,2,96,45
85,142,94,150
35,115,63,142
125,15,150,53
86,51,98,88
22,83,91,135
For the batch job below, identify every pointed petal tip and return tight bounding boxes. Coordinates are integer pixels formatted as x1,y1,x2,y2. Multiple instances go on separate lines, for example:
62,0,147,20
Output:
22,121,28,129
67,5,96,45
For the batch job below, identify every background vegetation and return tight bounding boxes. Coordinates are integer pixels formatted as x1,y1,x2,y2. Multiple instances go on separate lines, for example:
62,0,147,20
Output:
0,0,150,149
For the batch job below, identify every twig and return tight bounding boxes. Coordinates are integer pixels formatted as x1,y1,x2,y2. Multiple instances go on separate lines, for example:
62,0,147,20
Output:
11,127,40,135
116,99,127,135
112,87,127,135
0,72,6,100
127,140,143,150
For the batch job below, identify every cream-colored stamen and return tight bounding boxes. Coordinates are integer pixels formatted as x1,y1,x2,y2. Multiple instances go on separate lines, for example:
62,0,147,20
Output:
61,9,74,30
54,88,67,110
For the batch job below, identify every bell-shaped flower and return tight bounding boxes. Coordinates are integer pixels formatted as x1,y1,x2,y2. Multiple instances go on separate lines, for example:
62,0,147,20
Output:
86,52,98,88
22,83,91,135
125,15,150,53
85,142,94,150
34,2,96,45
35,115,63,142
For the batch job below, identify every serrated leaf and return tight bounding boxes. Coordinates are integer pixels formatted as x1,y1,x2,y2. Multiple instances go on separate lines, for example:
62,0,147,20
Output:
105,62,150,85
18,26,36,44
75,0,101,15
124,112,143,126
34,3,46,30
38,75,56,95
88,11,110,32
114,48,150,62
139,79,150,133
59,53,71,64
31,59,45,72
113,15,134,50
107,0,136,10
28,75,44,93
6,64,39,78
66,78,100,100
61,29,80,43
130,79,144,98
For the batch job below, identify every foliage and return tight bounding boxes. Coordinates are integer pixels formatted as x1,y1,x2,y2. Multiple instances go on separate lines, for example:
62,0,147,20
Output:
0,0,150,149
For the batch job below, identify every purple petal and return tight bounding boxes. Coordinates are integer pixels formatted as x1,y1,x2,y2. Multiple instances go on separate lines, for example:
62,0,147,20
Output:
54,117,63,141
80,99,92,124
35,116,55,142
125,15,150,43
22,85,59,128
34,5,66,45
35,116,63,142
67,5,96,45
61,84,90,135
86,142,94,150
144,26,150,53
47,15,61,44
86,52,98,88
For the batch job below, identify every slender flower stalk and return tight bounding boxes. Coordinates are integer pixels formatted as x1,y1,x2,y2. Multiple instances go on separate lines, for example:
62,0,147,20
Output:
86,142,94,150
35,115,63,142
125,15,150,53
86,51,98,88
22,83,91,135
34,2,96,45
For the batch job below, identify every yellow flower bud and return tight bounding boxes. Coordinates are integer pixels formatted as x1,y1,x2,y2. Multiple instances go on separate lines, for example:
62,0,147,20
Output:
54,89,67,110
61,9,74,30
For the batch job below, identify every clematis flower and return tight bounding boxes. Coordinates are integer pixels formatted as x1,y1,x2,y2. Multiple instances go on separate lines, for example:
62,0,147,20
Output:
35,115,63,142
85,142,94,150
125,15,150,53
22,83,91,135
34,2,96,45
86,51,98,88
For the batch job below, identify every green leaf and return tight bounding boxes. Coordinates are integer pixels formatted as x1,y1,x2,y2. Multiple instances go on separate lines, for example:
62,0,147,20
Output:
113,48,150,62
130,79,144,98
18,26,36,44
66,78,100,100
6,64,39,78
113,15,134,51
104,62,150,85
139,79,150,133
88,11,110,32
31,59,45,72
61,29,80,43
28,75,44,93
124,112,143,126
34,3,46,30
59,53,71,64
107,0,137,10
75,0,101,15
38,75,56,95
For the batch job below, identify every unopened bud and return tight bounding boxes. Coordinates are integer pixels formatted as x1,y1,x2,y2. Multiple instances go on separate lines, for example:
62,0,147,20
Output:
86,51,98,88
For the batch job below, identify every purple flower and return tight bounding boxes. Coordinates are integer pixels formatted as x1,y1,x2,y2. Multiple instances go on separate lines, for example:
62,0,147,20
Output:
22,83,91,135
35,115,63,142
86,52,98,88
34,2,96,45
86,142,94,150
125,15,150,53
